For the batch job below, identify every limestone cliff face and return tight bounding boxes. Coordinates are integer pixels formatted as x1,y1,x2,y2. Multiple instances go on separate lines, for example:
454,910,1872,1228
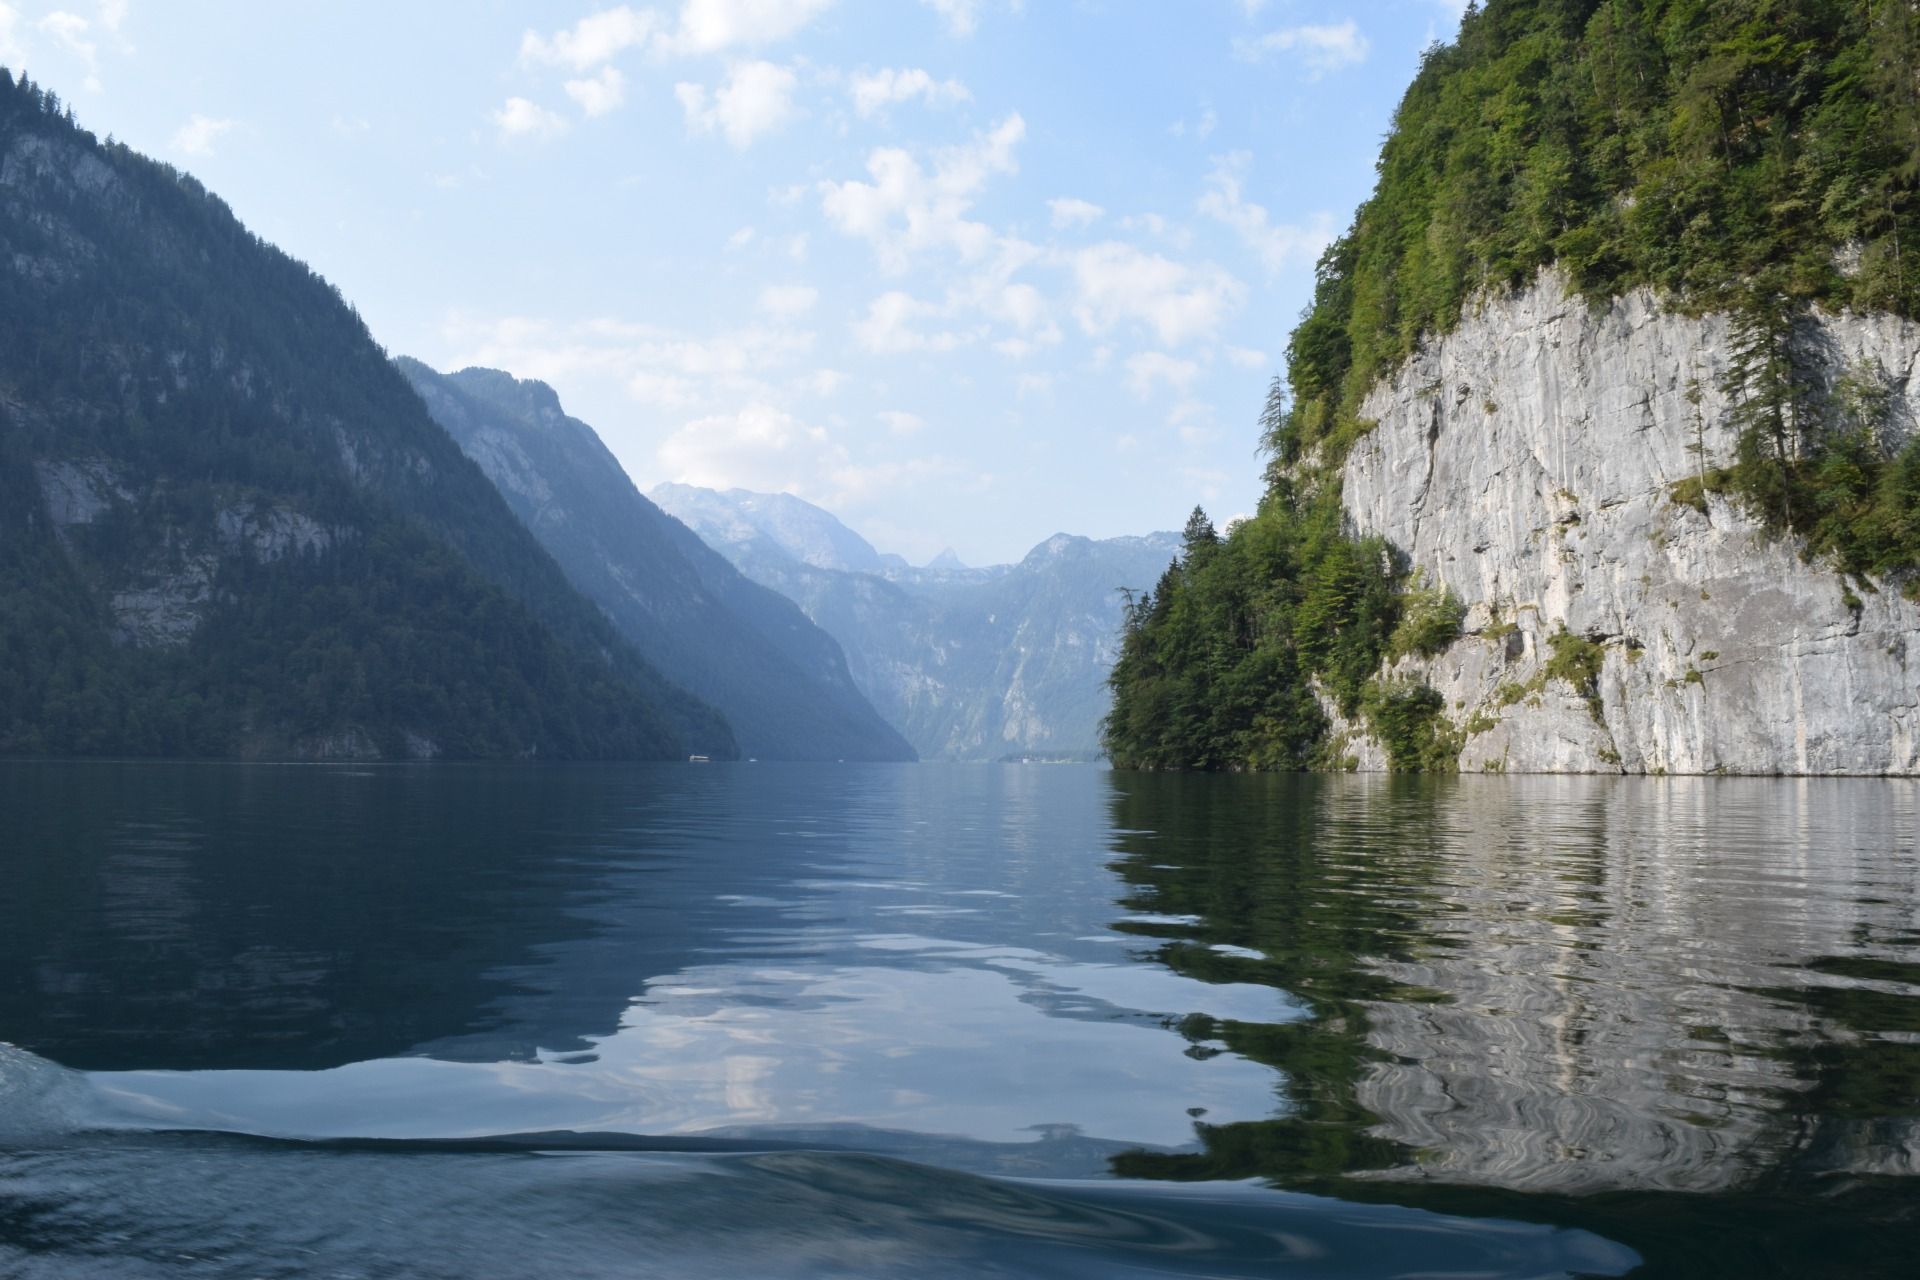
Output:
1335,271,1920,775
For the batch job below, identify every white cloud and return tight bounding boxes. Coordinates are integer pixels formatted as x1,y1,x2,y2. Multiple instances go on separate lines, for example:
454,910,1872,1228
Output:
1048,197,1104,230
1198,153,1335,274
797,368,845,396
0,5,25,65
758,283,818,316
170,113,233,157
920,0,979,37
849,66,969,117
676,60,798,148
493,96,570,142
37,10,98,89
627,370,703,409
96,0,127,33
1179,465,1230,500
565,66,627,117
1233,21,1369,75
657,402,962,510
445,311,815,413
727,226,756,249
853,291,968,353
1125,351,1202,399
1177,422,1220,448
521,6,656,70
1169,107,1217,140
659,403,840,492
1225,345,1269,370
658,0,835,55
1169,400,1219,448
819,113,1024,272
878,410,925,435
1069,242,1244,347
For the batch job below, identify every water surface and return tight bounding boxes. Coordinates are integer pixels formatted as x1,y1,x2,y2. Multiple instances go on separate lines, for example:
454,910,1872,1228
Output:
1,762,1915,1276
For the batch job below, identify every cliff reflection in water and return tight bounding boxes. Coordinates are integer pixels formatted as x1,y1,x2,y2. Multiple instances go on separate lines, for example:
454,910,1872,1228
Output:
1106,774,1920,1195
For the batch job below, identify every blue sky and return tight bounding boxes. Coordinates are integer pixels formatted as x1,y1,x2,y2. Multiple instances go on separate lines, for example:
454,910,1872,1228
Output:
3,0,1465,565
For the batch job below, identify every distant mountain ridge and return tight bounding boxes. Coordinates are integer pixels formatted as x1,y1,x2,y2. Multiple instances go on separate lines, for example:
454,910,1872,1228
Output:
651,484,1178,760
649,483,907,573
0,72,729,760
401,365,914,763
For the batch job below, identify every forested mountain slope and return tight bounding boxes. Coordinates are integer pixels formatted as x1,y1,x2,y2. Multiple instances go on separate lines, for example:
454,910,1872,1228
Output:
400,363,914,762
0,72,731,760
1107,0,1920,775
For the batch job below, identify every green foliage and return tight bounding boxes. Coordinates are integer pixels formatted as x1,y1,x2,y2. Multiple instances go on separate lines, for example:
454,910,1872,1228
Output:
1271,0,1920,466
0,72,731,761
1360,679,1463,772
1668,474,1713,513
1106,493,1350,770
1544,627,1607,720
1111,1,1920,773
1716,320,1920,581
1105,484,1461,772
1388,573,1466,659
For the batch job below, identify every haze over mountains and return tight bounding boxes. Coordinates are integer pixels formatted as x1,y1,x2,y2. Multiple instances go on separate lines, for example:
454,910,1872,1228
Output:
653,484,1178,761
0,68,1167,764
399,363,914,763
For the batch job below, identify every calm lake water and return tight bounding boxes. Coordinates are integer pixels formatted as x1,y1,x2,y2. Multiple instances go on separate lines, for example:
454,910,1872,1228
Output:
1,761,1916,1277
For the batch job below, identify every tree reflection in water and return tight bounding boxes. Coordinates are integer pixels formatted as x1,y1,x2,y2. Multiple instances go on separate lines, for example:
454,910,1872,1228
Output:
1104,773,1920,1276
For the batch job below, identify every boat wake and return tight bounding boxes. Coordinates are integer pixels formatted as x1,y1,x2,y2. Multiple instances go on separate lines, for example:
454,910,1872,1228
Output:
0,1044,1638,1279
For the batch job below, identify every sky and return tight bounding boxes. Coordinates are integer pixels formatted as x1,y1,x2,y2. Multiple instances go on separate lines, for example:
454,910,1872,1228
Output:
1,0,1467,565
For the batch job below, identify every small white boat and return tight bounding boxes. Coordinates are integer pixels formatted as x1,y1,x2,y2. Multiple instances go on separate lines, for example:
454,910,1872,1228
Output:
688,754,711,763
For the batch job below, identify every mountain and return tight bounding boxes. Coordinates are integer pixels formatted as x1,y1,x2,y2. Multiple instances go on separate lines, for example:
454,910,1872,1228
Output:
650,484,1177,760
398,364,914,763
1106,0,1920,775
0,72,731,761
649,483,894,573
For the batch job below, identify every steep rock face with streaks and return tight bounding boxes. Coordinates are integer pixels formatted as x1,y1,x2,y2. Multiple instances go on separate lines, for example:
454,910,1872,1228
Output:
1334,271,1920,774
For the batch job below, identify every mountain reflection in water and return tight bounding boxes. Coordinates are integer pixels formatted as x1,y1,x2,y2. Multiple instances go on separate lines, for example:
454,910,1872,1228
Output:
0,762,1916,1276
1106,773,1920,1273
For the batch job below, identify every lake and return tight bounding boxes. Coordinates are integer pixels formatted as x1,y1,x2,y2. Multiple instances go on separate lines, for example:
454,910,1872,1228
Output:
0,761,1915,1277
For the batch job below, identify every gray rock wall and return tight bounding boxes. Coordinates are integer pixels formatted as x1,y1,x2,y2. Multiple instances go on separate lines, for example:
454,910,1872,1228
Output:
1338,271,1920,775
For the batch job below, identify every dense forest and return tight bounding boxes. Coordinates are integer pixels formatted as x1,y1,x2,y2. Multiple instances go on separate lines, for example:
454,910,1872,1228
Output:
0,70,732,759
1106,0,1920,772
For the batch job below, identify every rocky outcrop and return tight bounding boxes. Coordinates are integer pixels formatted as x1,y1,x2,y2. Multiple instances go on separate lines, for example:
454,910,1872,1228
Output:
35,460,129,528
32,461,346,649
1338,270,1920,775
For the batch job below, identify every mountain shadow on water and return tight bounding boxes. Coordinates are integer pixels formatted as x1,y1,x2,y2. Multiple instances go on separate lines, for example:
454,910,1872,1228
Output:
0,761,781,1072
